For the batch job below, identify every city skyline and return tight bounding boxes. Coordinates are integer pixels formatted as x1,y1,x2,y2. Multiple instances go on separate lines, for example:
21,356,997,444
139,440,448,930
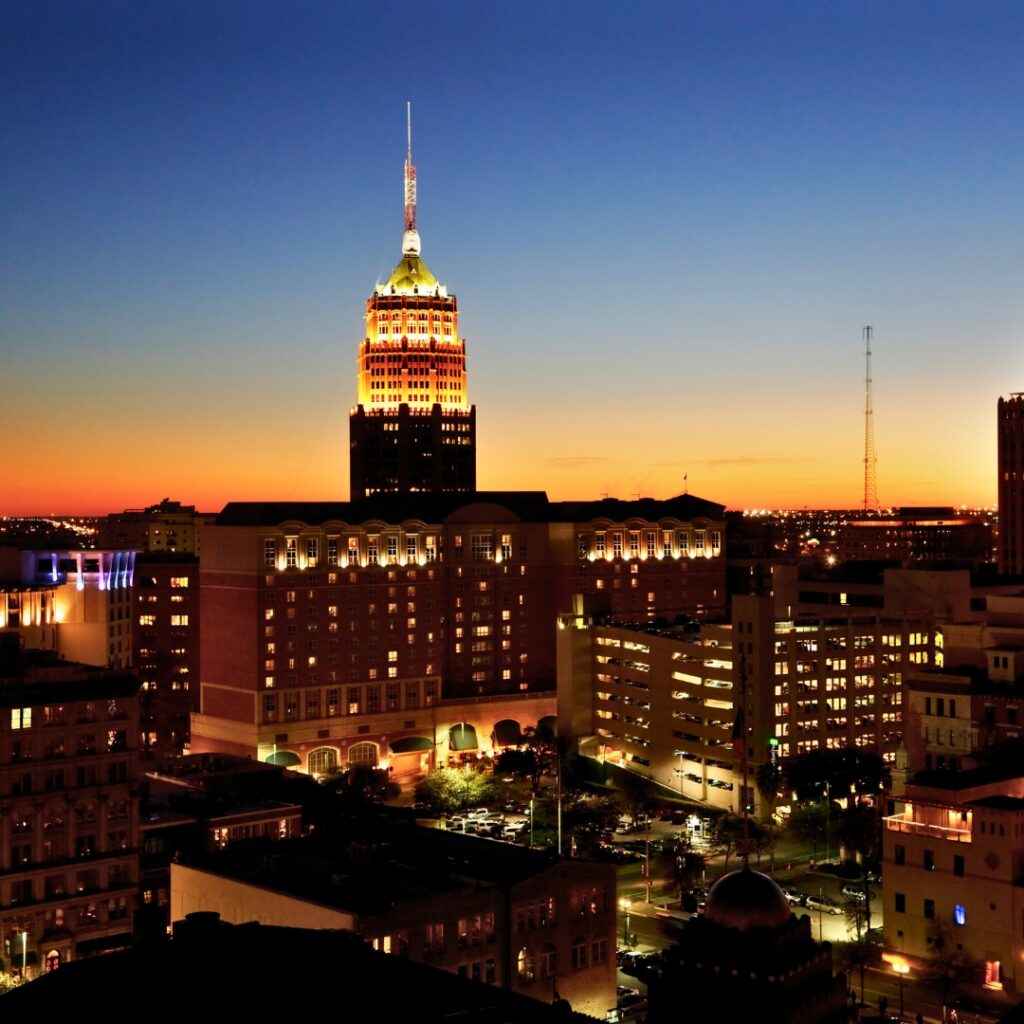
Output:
3,2,1023,515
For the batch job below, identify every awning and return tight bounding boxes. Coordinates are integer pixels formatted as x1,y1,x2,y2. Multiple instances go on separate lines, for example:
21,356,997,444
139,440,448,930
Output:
492,719,522,747
449,723,479,752
536,716,557,741
389,736,434,754
266,750,301,767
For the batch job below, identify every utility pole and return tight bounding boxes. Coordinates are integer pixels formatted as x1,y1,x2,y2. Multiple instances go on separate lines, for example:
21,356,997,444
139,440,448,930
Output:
863,326,879,511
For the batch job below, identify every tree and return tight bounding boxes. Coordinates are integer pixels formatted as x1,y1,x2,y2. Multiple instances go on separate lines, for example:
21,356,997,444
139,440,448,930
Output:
494,748,542,793
840,934,882,1005
789,800,829,861
320,764,399,805
756,761,783,872
618,770,657,825
785,748,889,802
413,767,492,814
655,834,706,900
838,802,880,932
924,918,980,1012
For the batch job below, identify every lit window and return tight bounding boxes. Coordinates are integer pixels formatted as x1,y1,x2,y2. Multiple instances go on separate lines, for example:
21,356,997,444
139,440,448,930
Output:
11,707,32,730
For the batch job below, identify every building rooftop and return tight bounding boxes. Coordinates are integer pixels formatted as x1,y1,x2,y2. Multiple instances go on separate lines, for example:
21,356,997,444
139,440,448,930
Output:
180,825,569,918
1,915,595,1021
0,649,139,704
215,491,726,528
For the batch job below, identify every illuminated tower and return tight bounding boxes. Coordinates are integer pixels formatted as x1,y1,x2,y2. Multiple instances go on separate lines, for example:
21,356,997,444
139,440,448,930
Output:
349,104,476,499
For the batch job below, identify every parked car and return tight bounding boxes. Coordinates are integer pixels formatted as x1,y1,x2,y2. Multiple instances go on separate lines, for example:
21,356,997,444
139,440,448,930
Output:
841,883,874,902
616,986,640,1000
806,894,843,915
617,993,649,1018
781,887,806,906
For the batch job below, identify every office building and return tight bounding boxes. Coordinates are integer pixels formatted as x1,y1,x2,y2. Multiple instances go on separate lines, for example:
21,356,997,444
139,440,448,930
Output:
99,498,214,556
559,593,934,817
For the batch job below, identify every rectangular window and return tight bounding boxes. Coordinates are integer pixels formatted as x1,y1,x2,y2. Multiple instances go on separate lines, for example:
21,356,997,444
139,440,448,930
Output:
894,893,905,913
327,537,339,566
306,538,318,567
264,539,276,567
894,844,905,866
954,854,964,877
924,849,935,871
286,537,297,568
170,614,189,627
924,898,935,919
11,707,32,730
170,576,189,588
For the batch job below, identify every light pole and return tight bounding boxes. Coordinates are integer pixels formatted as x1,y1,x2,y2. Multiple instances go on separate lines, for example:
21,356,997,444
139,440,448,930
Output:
529,796,534,849
893,958,909,1020
20,929,27,977
619,898,632,946
824,779,831,864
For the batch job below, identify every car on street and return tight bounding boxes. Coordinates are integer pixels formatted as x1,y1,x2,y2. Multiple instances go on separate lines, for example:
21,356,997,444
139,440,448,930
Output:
781,887,806,906
617,993,649,1018
806,894,843,915
840,883,874,902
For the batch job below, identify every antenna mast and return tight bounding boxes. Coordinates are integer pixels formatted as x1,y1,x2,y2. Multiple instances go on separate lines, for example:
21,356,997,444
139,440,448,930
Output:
404,101,417,234
863,326,879,511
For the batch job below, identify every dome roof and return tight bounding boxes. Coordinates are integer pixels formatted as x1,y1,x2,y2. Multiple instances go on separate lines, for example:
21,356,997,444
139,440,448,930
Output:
703,868,791,932
381,255,442,296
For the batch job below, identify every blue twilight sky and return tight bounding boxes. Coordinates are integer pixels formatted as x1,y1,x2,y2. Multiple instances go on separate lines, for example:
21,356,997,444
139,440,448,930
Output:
2,1,1023,514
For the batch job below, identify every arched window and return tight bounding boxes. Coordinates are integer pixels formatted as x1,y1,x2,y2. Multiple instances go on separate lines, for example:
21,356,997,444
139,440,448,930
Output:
516,947,534,983
307,747,339,776
45,949,61,973
348,742,379,767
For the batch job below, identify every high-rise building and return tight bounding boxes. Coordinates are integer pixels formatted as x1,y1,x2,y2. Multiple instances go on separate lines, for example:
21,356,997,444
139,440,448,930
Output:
348,111,476,498
998,393,1024,575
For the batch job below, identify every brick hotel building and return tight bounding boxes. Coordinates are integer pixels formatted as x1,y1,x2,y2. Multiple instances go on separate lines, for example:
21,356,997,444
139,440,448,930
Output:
191,493,726,773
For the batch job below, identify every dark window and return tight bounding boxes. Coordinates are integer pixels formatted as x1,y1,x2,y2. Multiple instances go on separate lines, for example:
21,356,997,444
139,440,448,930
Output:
924,850,935,871
895,844,905,866
924,899,935,919
895,893,906,913
954,855,965,877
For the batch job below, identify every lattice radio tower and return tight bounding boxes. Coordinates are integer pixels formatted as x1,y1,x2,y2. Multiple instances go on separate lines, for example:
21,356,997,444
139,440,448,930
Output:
863,325,879,511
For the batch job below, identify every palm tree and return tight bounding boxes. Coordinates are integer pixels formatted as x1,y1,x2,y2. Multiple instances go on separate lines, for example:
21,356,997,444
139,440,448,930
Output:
755,761,783,873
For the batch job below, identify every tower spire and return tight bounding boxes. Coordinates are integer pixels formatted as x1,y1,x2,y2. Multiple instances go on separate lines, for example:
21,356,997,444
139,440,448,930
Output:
402,101,420,256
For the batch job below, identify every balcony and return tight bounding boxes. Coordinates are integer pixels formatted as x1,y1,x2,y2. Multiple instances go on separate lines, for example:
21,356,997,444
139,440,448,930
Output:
884,813,971,843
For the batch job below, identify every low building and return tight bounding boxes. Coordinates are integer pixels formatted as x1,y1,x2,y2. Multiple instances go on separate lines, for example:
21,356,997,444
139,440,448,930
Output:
99,498,215,556
645,868,848,1024
0,547,137,670
170,827,616,1017
883,767,1024,992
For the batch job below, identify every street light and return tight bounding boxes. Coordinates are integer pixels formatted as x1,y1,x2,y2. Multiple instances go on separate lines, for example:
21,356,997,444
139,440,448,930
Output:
892,958,910,1019
824,779,831,864
619,898,632,946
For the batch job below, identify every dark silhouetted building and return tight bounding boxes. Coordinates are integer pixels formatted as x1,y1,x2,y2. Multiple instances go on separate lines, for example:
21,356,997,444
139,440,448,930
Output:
999,394,1024,575
644,868,848,1024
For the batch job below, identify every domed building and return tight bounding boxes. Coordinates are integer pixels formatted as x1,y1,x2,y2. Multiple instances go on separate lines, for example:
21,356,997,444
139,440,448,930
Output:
644,868,850,1024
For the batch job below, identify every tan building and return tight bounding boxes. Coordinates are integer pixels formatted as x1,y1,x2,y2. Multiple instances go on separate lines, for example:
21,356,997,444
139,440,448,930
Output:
99,498,214,556
171,829,616,1017
883,771,1024,992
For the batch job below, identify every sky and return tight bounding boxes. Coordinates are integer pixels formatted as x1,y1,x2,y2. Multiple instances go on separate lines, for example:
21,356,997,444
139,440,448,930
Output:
2,1,1023,515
